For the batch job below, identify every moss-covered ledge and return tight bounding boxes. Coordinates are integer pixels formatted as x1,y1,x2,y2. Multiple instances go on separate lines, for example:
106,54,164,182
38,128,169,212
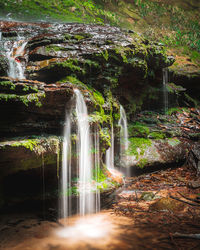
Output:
0,136,61,177
126,137,192,169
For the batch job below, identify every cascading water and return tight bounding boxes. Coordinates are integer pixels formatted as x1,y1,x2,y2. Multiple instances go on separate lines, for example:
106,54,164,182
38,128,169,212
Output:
162,68,169,113
75,89,96,216
6,41,27,79
61,112,72,220
94,125,100,213
61,89,100,221
106,125,114,170
118,105,129,168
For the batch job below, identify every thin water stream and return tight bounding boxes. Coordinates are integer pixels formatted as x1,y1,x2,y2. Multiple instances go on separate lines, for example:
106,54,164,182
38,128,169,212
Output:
61,113,71,219
106,125,114,170
162,68,169,113
75,89,95,216
61,89,100,222
118,105,129,169
6,41,27,79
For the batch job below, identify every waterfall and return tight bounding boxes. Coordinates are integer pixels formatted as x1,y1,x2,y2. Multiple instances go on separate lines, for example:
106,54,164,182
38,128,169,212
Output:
75,89,95,216
61,113,71,219
118,105,129,168
94,125,100,213
61,89,100,220
162,68,169,113
6,40,27,79
106,125,114,170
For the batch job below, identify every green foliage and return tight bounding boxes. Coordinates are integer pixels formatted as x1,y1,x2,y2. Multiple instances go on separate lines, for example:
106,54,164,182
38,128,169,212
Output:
166,83,185,94
93,90,105,106
101,49,109,61
65,186,79,196
84,59,100,70
133,0,200,52
0,0,118,25
90,111,110,124
138,158,148,168
100,128,111,151
128,137,152,159
184,93,198,107
93,167,106,182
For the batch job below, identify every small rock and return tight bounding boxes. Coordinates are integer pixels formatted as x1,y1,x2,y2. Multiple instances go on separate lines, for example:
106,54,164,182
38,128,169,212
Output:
150,197,185,212
188,180,200,189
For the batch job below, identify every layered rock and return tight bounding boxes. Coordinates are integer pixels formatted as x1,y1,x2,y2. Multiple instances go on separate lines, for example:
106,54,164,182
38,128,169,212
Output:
1,20,199,209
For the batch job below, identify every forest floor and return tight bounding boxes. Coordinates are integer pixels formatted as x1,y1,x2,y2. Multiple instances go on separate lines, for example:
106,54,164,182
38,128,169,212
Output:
0,165,200,250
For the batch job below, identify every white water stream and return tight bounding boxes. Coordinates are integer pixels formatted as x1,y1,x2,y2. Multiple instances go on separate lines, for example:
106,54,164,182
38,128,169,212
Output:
6,41,27,79
75,89,95,216
61,89,100,219
61,113,71,219
106,125,114,170
118,105,129,168
94,125,100,213
162,68,169,113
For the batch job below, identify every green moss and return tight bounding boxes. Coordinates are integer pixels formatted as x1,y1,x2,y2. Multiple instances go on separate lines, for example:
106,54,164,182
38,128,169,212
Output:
100,128,111,152
148,132,166,139
167,82,186,94
50,58,85,75
129,122,150,138
101,50,109,61
11,139,39,151
64,186,79,196
93,90,104,106
60,75,84,86
45,45,66,53
74,35,84,41
84,59,100,70
167,107,189,115
0,92,45,107
104,75,119,87
93,167,106,182
184,93,198,107
168,138,181,147
114,46,131,63
0,81,16,90
138,158,148,168
90,111,110,124
113,112,120,121
128,137,152,159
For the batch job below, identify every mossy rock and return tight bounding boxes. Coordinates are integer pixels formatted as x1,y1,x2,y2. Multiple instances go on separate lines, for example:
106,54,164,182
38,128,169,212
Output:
0,136,61,176
0,56,9,76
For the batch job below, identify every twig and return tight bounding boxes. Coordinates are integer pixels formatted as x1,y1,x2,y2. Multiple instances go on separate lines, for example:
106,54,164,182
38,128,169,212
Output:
177,191,200,204
169,195,200,207
172,232,200,240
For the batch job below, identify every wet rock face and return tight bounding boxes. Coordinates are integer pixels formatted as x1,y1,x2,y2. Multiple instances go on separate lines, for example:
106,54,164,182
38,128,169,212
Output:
0,21,173,137
0,77,74,138
1,20,198,210
123,108,200,170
